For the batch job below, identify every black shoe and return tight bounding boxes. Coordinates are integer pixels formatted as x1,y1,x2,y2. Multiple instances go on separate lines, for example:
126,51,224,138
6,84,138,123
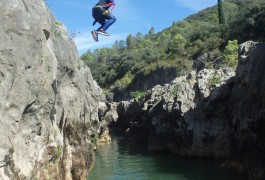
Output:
91,30,98,41
97,29,110,36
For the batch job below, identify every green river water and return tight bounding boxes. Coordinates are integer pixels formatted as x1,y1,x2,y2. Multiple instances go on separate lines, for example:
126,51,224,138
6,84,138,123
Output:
87,136,247,180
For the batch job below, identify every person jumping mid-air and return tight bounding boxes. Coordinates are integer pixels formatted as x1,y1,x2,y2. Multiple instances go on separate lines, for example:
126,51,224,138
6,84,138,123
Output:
91,0,116,41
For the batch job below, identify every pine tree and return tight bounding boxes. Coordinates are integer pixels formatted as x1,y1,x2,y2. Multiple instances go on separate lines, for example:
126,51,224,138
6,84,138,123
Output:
218,0,226,24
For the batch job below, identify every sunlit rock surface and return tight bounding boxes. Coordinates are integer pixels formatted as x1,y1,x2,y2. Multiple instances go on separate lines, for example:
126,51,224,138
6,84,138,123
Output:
0,0,114,179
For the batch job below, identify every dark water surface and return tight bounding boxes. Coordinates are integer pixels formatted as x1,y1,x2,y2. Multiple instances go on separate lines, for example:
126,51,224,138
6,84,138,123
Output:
87,136,247,180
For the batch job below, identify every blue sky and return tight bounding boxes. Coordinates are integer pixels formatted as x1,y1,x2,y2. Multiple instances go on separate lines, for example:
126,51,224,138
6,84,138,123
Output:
46,0,217,55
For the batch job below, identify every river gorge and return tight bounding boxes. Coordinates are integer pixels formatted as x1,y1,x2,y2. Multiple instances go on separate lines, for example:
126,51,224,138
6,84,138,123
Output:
0,0,265,179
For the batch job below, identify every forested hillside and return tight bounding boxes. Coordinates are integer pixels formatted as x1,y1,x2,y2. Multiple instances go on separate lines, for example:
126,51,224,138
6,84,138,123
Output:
81,0,265,98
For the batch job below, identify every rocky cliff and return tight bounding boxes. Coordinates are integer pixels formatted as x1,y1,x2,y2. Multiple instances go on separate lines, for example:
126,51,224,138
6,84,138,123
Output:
0,0,116,179
110,41,265,180
112,67,178,102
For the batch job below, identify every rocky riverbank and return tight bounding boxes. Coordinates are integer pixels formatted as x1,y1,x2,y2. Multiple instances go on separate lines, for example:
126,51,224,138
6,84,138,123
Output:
109,41,265,180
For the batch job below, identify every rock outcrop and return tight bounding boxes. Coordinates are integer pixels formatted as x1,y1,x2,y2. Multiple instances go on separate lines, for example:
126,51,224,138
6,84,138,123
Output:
0,0,116,179
110,41,265,180
111,68,235,156
111,67,179,102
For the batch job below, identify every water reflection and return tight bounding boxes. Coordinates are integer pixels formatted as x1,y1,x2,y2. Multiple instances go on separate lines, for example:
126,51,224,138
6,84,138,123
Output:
87,136,246,180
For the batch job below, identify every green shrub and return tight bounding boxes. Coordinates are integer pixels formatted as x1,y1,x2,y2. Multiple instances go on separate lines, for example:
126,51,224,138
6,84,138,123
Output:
91,136,97,145
47,65,52,72
223,40,239,67
130,91,147,99
172,84,180,96
52,21,62,38
102,88,110,96
114,71,134,90
55,147,63,160
209,73,221,85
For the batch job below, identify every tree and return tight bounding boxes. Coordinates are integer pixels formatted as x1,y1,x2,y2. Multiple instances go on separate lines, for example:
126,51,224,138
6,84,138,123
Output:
80,50,94,66
168,34,186,57
148,27,155,35
218,0,226,24
126,34,136,49
146,27,155,40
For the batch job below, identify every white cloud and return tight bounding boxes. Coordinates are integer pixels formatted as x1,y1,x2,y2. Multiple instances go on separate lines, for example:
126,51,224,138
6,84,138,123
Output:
73,32,128,55
174,0,216,11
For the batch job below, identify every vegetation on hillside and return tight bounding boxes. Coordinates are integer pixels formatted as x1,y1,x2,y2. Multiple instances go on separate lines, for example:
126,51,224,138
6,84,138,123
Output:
81,0,265,92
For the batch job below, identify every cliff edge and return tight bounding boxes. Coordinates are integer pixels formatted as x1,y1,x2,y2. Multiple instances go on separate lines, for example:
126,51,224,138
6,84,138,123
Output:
0,0,116,179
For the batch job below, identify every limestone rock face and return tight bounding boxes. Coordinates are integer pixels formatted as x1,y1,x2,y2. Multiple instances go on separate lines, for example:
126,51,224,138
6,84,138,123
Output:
111,42,265,179
146,68,235,157
0,0,111,179
112,67,179,102
228,41,265,180
112,68,235,156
